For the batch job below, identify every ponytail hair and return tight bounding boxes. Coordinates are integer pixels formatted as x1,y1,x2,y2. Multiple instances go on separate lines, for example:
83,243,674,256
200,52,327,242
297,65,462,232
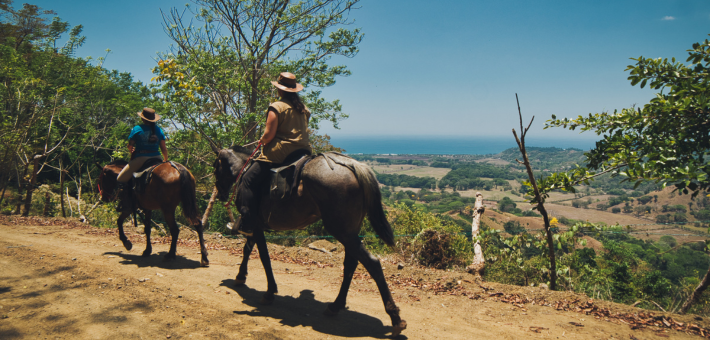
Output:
282,91,306,114
141,119,159,143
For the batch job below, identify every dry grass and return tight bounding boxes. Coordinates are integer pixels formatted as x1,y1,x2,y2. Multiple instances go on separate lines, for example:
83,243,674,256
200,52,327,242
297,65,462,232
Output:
370,164,451,179
475,158,511,166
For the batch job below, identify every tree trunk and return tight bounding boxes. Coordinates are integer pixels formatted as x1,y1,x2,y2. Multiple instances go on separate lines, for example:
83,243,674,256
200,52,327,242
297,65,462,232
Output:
59,164,66,218
201,186,219,227
681,263,710,314
0,173,9,208
14,162,29,214
66,187,73,217
43,191,50,216
513,95,557,290
466,192,486,276
22,155,40,216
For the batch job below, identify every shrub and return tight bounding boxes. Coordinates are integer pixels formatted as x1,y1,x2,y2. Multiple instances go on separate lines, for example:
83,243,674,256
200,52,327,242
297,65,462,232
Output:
503,221,525,235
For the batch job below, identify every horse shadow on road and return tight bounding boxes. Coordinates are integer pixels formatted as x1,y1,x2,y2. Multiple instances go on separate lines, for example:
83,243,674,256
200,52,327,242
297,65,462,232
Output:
220,279,407,339
102,251,201,270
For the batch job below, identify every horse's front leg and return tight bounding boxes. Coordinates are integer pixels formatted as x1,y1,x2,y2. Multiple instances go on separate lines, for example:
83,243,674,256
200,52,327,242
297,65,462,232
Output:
163,208,179,261
253,228,277,305
142,210,153,257
236,237,256,285
117,211,132,251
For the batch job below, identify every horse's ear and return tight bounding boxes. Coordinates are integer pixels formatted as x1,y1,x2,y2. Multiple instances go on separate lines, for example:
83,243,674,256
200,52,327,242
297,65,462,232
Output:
95,162,103,170
209,142,221,155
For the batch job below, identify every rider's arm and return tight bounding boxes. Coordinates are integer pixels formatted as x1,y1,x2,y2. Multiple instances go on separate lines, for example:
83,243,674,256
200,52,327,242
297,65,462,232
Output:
127,140,135,154
259,108,278,146
159,140,168,162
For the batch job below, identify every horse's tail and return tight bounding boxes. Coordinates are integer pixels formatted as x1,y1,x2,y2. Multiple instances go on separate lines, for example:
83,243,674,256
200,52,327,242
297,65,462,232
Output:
178,165,201,226
330,154,395,246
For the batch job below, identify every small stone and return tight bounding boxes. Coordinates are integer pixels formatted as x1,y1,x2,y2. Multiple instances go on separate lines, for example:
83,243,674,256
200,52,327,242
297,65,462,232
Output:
156,273,164,277
72,258,77,261
397,263,405,270
539,283,549,290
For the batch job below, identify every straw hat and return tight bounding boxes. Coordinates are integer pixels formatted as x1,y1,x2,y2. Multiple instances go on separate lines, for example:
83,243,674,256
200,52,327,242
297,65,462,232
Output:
137,107,160,122
270,72,304,92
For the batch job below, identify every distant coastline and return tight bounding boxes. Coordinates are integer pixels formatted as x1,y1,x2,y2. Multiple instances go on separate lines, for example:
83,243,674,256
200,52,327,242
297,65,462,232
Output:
329,136,598,155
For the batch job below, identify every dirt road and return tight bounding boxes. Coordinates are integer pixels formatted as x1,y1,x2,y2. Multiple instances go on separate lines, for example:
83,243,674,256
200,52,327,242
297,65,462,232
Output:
0,218,708,339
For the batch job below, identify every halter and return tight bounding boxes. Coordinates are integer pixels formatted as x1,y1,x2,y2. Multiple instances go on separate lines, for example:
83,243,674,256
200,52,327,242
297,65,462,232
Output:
97,168,118,202
224,141,262,209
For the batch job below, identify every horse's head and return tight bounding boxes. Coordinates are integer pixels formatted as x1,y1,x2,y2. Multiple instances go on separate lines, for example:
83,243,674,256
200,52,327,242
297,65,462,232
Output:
213,147,251,202
96,161,127,202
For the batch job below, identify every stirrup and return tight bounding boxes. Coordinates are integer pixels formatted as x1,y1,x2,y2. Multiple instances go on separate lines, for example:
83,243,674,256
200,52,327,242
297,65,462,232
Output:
236,216,253,237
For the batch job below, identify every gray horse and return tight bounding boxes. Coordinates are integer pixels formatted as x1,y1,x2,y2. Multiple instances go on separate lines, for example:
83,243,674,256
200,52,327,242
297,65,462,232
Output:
212,146,407,336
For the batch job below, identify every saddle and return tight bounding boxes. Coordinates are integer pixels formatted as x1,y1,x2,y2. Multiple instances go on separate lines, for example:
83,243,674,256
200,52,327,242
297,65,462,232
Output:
265,149,312,200
262,151,354,201
131,159,178,194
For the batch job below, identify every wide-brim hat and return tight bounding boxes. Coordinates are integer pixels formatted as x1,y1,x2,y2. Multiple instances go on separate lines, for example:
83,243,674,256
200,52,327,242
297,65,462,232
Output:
137,107,160,122
270,72,304,92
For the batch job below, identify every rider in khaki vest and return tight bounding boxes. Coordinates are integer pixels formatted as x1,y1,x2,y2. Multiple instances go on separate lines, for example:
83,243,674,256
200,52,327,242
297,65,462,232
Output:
237,72,312,236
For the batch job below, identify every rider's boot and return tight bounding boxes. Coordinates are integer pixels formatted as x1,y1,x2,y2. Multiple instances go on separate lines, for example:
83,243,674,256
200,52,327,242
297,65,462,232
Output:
236,214,254,237
115,181,132,212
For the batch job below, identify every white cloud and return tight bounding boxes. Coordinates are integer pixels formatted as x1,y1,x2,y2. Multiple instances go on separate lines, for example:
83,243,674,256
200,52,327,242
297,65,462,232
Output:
661,16,676,21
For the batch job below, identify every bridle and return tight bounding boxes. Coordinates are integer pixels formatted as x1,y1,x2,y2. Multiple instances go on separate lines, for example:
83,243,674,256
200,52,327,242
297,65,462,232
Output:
97,169,118,202
224,141,262,209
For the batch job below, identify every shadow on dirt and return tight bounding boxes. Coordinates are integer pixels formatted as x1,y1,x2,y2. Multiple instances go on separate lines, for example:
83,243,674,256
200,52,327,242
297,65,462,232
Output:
220,279,406,339
103,251,202,269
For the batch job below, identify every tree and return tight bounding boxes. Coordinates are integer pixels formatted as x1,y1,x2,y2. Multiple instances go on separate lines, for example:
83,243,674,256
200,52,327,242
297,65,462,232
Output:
540,35,710,314
156,0,362,149
0,1,157,217
512,94,559,290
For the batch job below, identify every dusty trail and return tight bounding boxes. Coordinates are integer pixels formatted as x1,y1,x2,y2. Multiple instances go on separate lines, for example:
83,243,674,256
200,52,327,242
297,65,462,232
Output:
0,219,707,339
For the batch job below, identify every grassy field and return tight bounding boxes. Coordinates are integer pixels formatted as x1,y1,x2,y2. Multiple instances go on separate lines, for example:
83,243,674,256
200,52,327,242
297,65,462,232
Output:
370,164,451,179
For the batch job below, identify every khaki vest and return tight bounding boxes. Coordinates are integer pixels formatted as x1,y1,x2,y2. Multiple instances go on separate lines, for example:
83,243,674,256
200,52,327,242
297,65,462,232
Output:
256,99,311,163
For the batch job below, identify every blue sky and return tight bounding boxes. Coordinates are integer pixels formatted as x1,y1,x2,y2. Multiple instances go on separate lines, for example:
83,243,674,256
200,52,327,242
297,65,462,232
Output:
30,0,710,143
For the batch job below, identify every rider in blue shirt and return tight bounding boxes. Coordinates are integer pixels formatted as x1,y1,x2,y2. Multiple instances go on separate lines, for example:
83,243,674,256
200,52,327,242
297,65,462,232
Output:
115,107,168,211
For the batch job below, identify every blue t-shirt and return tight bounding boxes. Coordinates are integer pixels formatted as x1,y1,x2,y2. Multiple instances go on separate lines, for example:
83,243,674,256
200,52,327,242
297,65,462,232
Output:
128,124,166,157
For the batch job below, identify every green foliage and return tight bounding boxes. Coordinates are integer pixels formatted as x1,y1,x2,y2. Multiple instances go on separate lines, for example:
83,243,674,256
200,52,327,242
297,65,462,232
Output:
439,163,523,190
376,173,437,189
545,36,710,197
503,221,525,235
362,202,473,269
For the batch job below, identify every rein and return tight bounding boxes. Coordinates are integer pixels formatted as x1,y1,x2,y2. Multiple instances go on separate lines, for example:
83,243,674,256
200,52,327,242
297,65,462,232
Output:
224,141,262,209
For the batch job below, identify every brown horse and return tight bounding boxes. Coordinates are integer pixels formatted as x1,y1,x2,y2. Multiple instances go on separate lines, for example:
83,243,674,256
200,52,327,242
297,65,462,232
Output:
213,146,407,336
97,160,209,266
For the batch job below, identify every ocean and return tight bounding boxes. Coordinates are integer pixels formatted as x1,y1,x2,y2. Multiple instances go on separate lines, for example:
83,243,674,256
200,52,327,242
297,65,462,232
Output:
329,136,598,155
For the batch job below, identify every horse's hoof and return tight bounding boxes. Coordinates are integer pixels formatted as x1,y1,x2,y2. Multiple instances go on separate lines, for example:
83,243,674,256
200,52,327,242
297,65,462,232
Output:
391,320,407,337
122,240,133,251
141,250,151,257
235,276,247,286
200,259,209,267
260,293,275,305
323,305,339,316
